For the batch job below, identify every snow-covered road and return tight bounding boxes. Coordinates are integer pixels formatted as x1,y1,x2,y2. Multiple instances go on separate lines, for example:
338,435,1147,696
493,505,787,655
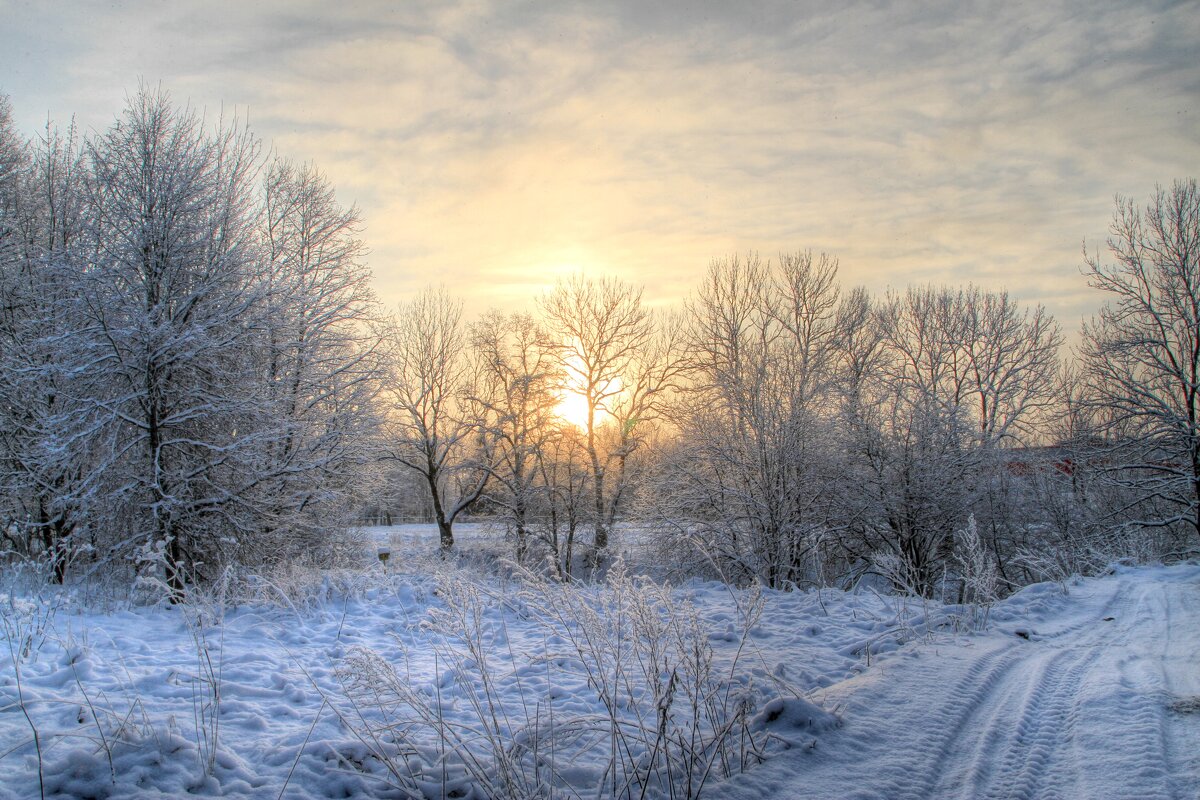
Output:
725,564,1200,800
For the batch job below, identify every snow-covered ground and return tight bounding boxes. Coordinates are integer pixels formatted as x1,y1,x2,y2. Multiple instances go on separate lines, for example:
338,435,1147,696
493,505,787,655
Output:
721,562,1200,800
363,522,665,566
1,534,1196,799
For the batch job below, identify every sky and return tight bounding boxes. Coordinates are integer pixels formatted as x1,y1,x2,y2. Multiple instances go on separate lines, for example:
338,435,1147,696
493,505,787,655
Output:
1,0,1197,328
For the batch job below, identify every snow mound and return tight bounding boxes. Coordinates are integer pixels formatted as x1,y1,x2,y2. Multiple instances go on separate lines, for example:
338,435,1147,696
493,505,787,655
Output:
753,695,841,745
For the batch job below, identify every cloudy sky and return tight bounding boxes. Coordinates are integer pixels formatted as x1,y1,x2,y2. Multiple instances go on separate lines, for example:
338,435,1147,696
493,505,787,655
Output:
2,0,1197,326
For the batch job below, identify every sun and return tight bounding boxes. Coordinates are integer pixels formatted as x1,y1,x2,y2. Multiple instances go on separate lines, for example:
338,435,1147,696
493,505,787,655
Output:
554,389,591,430
553,347,623,431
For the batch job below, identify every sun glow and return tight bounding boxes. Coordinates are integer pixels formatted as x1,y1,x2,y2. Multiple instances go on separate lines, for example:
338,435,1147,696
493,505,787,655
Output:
553,347,613,431
554,390,592,430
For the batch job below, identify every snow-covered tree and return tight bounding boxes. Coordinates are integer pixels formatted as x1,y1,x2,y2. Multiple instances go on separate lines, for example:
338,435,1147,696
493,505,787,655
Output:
1082,179,1200,553
539,274,678,565
79,87,265,597
0,106,97,581
250,157,383,563
0,94,21,246
847,285,1062,594
664,252,844,588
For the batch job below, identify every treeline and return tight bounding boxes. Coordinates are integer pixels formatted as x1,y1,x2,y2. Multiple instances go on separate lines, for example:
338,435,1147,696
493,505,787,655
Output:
2,87,1198,597
381,204,1200,594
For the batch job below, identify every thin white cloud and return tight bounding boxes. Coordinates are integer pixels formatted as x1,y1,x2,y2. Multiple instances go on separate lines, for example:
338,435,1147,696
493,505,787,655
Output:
1,0,1196,325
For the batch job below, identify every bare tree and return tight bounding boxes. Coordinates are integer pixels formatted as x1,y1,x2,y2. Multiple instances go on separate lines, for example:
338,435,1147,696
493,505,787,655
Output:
664,252,843,588
841,284,1062,595
534,424,592,579
771,251,842,405
469,310,561,564
958,287,1062,447
1082,179,1200,552
385,287,490,552
539,275,667,564
596,310,686,537
958,288,1063,583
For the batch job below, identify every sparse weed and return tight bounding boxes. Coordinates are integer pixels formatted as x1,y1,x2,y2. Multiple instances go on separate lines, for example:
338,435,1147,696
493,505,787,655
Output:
335,560,782,799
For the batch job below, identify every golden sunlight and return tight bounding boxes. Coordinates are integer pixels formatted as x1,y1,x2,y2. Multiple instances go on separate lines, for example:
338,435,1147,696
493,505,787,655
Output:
552,345,621,431
554,389,592,430
554,347,593,430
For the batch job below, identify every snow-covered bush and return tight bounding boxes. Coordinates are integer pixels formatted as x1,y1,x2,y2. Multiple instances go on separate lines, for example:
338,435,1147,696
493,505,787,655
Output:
0,554,64,662
951,515,998,631
335,562,777,799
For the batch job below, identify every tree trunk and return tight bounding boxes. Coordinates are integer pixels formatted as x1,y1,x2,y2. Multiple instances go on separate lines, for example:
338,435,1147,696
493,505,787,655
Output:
1192,446,1200,548
514,494,528,564
426,470,454,553
437,518,454,554
590,451,607,564
167,531,185,603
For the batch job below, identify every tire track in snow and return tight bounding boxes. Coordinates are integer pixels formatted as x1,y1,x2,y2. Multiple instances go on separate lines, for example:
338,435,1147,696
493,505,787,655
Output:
940,573,1182,800
1158,577,1200,795
982,574,1170,800
721,567,1199,800
863,573,1142,800
976,649,1090,800
937,653,1042,798
915,576,1134,800
1040,574,1148,798
870,644,1023,799
1073,578,1186,800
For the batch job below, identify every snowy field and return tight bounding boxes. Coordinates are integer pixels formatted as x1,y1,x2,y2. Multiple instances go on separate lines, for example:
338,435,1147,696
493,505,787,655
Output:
365,522,509,554
1,531,1197,798
363,522,663,566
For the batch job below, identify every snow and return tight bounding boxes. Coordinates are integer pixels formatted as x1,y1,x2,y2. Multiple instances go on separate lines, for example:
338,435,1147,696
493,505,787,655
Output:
1,535,1197,799
719,562,1200,800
